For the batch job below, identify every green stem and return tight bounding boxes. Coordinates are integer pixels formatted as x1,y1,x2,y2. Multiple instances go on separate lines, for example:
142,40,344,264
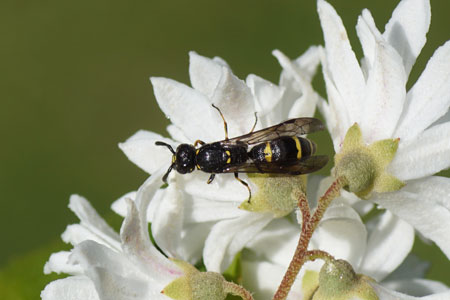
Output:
304,250,334,263
272,177,346,300
223,281,254,300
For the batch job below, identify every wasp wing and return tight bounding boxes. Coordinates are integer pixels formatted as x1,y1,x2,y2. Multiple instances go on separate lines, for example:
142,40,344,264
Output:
222,155,328,175
223,118,324,146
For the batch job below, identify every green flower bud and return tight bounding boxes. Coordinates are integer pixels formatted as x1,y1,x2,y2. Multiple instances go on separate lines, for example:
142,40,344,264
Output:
334,123,404,199
318,259,357,295
162,260,227,300
313,259,379,300
334,151,376,196
240,174,306,217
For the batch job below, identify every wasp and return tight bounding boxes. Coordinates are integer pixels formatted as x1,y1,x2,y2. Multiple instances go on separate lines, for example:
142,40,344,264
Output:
155,105,328,201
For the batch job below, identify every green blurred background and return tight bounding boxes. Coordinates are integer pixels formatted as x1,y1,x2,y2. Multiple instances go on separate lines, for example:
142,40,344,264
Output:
1,0,449,298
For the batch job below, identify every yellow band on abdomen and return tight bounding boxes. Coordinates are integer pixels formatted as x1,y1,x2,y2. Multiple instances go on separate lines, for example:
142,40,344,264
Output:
264,142,272,162
293,136,302,159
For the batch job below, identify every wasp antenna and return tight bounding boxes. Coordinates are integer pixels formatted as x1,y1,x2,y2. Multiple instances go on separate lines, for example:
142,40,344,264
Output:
162,164,174,183
211,104,229,140
155,141,175,154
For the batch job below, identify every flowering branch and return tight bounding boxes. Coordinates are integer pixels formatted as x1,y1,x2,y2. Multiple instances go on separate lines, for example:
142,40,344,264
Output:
272,177,346,300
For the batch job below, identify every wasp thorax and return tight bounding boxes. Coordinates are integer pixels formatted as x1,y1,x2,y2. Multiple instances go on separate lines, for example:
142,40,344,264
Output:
175,144,196,174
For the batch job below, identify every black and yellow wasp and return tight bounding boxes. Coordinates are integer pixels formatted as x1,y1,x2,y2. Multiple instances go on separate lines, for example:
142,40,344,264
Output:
156,104,328,200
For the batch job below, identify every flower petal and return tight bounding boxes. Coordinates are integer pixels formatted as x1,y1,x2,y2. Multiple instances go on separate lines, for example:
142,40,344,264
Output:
390,121,450,181
338,189,374,216
394,41,450,141
272,49,318,120
245,218,299,266
149,177,184,259
151,77,222,142
383,0,431,76
360,30,407,142
319,48,351,149
310,204,367,267
317,0,365,126
246,73,284,126
41,276,99,300
356,11,376,76
241,260,285,300
372,176,450,259
71,242,170,300
383,254,429,282
371,280,450,300
120,198,182,284
62,224,115,249
209,66,256,137
63,195,120,250
181,171,249,202
358,211,414,281
44,251,83,275
166,124,191,144
111,191,137,218
189,51,225,98
203,212,272,272
305,175,326,209
383,279,449,297
70,240,144,283
288,46,321,81
112,189,166,223
134,168,165,236
119,130,174,174
434,109,450,127
184,196,245,223
86,267,170,300
241,260,308,300
176,222,213,264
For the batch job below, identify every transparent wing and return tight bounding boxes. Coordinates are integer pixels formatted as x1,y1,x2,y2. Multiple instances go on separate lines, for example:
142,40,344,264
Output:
222,118,324,146
222,155,328,175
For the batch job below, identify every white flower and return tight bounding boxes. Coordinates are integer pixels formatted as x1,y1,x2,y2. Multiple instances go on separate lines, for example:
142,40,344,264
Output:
317,0,450,259
41,169,184,300
240,177,450,300
113,50,322,273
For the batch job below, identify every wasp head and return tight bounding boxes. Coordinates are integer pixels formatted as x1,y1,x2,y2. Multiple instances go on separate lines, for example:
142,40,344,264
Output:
155,141,196,183
174,144,196,174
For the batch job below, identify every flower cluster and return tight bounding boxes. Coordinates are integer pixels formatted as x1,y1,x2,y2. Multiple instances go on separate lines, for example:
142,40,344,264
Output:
42,0,450,299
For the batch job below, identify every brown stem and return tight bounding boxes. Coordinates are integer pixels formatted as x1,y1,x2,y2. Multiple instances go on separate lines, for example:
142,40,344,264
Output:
298,191,310,224
272,177,345,300
309,177,346,232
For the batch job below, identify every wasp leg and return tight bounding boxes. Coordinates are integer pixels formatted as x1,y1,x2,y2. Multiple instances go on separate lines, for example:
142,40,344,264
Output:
212,104,229,140
234,172,252,203
194,139,205,147
207,174,216,184
249,112,258,133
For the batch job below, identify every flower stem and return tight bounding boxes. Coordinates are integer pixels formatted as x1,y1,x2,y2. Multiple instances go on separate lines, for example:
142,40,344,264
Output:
272,177,346,300
304,250,334,263
223,281,254,300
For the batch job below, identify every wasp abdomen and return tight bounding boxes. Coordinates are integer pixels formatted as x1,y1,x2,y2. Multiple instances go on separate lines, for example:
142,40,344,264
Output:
249,136,315,163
